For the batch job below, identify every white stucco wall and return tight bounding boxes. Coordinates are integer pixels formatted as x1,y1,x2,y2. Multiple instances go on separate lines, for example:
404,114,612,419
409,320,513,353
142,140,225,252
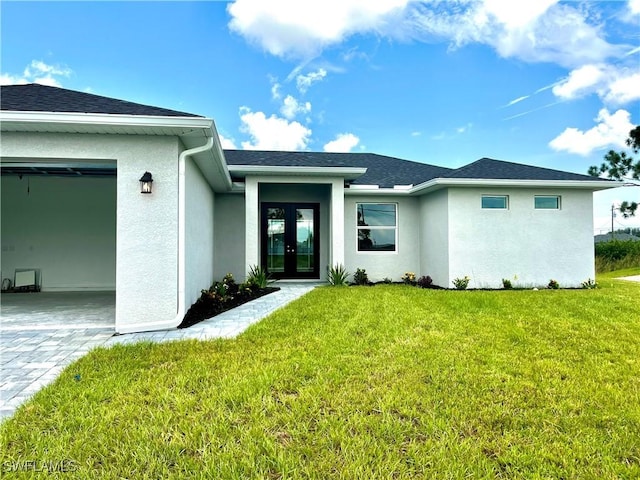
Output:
447,187,595,288
1,175,116,290
185,156,215,308
344,195,421,282
1,132,180,331
419,189,449,288
213,193,246,280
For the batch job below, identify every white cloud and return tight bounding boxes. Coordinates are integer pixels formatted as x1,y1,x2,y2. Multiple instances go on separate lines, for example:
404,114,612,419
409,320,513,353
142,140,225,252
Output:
239,107,311,151
604,72,640,104
629,0,640,15
227,0,409,59
0,60,72,87
409,1,624,68
551,64,640,105
218,134,237,149
548,108,634,156
552,64,607,100
280,95,311,119
323,133,360,152
271,82,281,100
296,68,327,93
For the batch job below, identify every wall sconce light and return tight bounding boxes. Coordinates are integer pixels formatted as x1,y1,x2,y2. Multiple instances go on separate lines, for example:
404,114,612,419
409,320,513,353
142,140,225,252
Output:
139,171,153,194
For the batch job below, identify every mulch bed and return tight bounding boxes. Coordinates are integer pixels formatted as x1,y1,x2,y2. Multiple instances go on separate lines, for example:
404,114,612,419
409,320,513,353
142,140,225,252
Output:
178,286,280,329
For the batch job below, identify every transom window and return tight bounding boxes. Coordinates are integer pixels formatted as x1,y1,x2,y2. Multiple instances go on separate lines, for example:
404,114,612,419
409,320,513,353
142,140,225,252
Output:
357,203,397,252
481,195,509,209
535,195,561,209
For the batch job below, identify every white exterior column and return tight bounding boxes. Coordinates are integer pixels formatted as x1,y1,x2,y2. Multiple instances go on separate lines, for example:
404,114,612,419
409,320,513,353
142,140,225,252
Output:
244,177,259,277
331,179,345,267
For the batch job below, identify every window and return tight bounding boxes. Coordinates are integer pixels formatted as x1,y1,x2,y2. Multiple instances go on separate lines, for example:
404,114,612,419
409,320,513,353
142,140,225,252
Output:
535,195,561,209
481,195,508,209
357,203,397,252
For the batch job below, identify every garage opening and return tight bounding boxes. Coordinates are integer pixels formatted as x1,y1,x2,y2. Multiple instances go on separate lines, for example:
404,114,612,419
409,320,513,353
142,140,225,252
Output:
1,160,116,329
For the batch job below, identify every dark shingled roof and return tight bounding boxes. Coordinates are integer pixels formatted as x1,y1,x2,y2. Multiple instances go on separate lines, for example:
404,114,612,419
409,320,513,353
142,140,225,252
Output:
224,151,610,187
223,150,454,188
0,83,201,117
444,157,607,182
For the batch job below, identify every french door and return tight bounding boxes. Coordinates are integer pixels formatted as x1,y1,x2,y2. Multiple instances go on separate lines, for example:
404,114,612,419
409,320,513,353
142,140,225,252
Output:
261,203,319,279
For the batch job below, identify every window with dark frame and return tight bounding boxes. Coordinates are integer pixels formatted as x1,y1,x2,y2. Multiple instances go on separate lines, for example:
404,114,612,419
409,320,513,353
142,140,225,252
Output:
357,203,397,252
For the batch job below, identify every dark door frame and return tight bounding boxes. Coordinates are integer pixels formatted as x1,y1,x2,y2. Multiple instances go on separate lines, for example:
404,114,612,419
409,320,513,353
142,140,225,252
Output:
261,202,320,279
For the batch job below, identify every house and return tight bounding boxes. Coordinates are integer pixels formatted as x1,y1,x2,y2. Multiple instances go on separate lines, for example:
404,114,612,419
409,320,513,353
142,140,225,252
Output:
1,84,616,333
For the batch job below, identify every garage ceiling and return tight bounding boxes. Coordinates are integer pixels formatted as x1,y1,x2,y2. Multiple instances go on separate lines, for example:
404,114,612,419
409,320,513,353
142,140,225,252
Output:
1,164,116,177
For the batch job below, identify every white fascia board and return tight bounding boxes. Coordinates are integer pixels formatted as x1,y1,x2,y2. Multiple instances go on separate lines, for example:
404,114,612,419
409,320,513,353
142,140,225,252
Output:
192,119,232,191
345,188,409,196
349,184,379,189
227,164,367,180
0,110,214,134
408,177,620,194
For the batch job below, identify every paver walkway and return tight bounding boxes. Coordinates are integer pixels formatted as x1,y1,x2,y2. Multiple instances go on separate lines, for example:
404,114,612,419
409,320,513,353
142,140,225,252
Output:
0,283,317,420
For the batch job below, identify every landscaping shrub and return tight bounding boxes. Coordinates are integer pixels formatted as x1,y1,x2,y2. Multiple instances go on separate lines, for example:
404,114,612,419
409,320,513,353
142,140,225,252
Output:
452,276,470,290
402,272,416,285
327,264,349,286
352,268,369,286
246,264,273,289
547,279,560,289
179,273,279,328
416,275,433,288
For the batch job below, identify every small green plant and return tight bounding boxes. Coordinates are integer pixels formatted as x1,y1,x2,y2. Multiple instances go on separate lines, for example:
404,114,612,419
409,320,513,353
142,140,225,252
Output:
246,264,273,289
327,264,349,286
402,272,416,285
502,278,513,289
417,275,433,288
452,276,470,290
547,279,560,290
352,268,369,286
581,278,598,289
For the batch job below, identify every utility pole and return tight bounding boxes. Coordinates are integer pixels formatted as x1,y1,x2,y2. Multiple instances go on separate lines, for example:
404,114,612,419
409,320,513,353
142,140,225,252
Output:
611,204,615,241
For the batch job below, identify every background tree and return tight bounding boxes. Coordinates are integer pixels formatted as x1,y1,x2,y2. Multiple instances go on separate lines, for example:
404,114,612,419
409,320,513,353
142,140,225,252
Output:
589,126,640,217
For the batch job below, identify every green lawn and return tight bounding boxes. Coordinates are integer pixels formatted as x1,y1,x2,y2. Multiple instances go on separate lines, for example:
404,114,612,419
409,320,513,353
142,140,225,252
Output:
2,270,640,479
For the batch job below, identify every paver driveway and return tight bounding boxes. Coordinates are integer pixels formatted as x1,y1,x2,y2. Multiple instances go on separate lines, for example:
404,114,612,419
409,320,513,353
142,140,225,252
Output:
0,284,316,420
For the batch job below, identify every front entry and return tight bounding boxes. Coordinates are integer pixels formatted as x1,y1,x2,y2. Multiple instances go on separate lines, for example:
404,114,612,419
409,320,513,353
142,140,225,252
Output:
261,203,319,279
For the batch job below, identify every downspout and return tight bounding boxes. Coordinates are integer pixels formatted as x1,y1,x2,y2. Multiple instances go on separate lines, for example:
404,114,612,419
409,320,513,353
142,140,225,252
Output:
116,136,214,334
173,137,215,328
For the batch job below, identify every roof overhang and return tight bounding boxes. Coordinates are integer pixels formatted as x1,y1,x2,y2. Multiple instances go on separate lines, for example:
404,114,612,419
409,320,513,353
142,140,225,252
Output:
0,110,232,191
345,177,619,195
228,164,367,180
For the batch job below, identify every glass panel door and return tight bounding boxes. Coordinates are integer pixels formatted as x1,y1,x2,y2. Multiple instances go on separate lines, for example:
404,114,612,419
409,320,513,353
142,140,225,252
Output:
266,207,285,274
261,203,319,279
296,208,314,274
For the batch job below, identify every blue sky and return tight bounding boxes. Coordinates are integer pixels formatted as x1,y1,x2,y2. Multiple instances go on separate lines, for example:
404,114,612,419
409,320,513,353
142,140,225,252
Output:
2,0,639,233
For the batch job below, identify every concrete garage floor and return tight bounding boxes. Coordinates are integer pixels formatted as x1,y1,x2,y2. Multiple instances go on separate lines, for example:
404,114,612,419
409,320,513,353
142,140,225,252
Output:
0,291,115,419
1,291,115,331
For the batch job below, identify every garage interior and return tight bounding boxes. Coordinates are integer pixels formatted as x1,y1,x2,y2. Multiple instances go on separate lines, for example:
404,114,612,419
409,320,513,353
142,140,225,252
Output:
1,161,116,329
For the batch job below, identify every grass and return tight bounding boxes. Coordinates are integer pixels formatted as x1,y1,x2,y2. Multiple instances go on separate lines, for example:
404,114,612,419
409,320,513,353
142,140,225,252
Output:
2,274,640,478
